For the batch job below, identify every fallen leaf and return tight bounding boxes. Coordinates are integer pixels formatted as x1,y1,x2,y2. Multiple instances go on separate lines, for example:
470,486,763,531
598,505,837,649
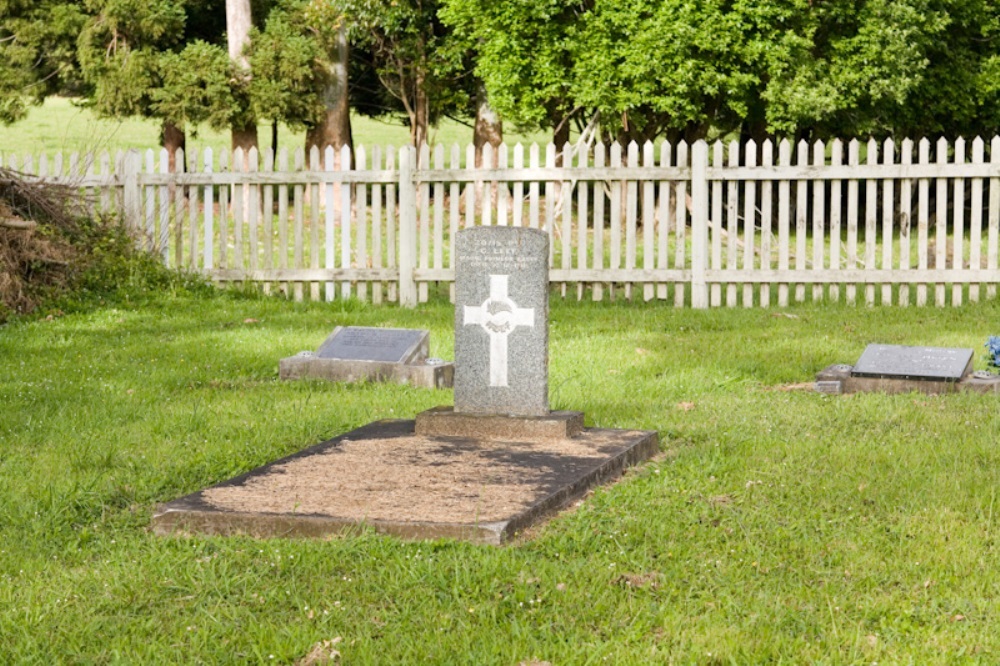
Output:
866,634,878,647
709,494,733,506
243,318,260,324
677,401,696,411
770,312,799,319
635,347,649,355
517,660,552,666
613,572,661,589
951,614,966,623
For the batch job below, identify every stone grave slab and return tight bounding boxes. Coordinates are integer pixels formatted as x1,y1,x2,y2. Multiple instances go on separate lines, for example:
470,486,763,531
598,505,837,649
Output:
279,326,453,389
851,344,973,382
815,343,1000,395
152,419,658,545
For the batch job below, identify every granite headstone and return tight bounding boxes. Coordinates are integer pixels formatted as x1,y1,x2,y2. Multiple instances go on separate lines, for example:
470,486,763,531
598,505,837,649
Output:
851,344,973,382
317,326,427,364
453,226,549,416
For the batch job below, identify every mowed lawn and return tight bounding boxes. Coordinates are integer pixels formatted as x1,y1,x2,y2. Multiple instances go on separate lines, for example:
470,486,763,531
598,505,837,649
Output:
2,291,1000,663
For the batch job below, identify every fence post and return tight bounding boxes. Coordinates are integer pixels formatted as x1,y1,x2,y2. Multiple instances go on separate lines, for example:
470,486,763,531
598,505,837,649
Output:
690,140,709,308
398,145,418,307
122,150,141,236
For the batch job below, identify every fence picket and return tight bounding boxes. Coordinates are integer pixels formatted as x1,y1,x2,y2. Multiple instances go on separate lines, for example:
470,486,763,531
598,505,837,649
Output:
990,137,1000,300
847,140,860,305
796,141,808,303
203,149,215,273
739,141,757,307
812,141,826,302
881,139,895,305
953,138,966,305
593,143,606,302
898,140,912,305
778,140,791,306
674,141,688,307
917,139,930,306
970,138,984,302
726,140,739,307
760,141,773,307
642,141,655,302
710,141,724,307
935,138,948,306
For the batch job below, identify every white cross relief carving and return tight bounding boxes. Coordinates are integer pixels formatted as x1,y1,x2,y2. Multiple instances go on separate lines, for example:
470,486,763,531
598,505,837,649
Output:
463,274,535,387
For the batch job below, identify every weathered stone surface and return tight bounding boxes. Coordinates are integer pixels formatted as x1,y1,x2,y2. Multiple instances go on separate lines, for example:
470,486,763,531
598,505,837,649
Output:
279,356,453,389
415,406,584,441
317,326,428,364
279,326,453,388
151,419,659,546
851,344,973,382
815,362,1000,395
454,226,549,416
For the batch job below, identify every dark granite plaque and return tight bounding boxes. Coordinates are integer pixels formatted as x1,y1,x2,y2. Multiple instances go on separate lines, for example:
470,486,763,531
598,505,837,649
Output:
851,344,973,382
454,226,549,416
316,326,428,364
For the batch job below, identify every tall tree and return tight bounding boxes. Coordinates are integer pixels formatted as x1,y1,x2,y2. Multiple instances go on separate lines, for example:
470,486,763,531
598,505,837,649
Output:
226,0,258,151
302,1,352,153
339,0,466,146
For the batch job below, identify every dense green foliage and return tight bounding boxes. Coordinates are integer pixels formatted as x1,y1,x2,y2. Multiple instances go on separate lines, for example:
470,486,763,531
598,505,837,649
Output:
3,294,1000,661
4,1,1000,147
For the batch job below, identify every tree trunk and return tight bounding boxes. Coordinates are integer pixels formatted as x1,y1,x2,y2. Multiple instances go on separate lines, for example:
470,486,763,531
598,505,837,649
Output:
161,121,186,173
473,81,502,168
411,71,429,148
553,116,570,166
305,23,353,155
226,0,257,152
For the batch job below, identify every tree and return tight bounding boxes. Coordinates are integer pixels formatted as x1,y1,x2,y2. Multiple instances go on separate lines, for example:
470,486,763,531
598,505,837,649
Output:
339,0,467,146
226,0,258,151
0,0,85,124
440,0,582,147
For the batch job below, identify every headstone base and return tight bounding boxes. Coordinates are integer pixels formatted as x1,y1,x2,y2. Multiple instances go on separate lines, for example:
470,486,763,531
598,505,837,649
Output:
415,406,584,441
279,356,454,389
151,419,659,546
815,364,1000,395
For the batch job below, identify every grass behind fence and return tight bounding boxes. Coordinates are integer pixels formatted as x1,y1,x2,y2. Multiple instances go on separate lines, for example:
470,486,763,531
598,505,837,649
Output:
2,292,1000,662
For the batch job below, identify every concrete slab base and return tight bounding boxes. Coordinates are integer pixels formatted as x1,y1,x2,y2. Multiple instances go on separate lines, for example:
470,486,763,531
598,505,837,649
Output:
151,420,658,545
279,355,454,389
415,407,584,441
816,364,1000,395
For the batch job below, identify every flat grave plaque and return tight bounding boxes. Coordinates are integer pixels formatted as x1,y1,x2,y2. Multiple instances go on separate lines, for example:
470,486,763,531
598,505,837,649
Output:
851,344,973,382
316,326,427,364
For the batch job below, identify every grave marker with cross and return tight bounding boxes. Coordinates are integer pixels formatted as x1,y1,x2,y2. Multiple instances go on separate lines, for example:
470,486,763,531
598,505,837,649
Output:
453,227,549,416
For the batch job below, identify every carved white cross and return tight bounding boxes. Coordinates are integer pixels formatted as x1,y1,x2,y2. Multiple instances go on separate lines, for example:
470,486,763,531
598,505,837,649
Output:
463,274,535,387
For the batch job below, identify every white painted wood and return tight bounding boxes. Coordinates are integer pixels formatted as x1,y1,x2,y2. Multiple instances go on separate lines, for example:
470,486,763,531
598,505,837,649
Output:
657,141,671,301
726,140,739,307
690,140,709,308
898,140,912,306
308,146,321,301
742,140,757,307
760,140,773,307
625,141,639,300
812,140,825,302
917,139,930,306
512,143,524,229
593,143,606,302
970,138,984,302
710,140,724,307
356,145,369,302
796,141,808,303
936,138,948,306
642,141,655,302
398,146,417,307
953,138,966,305
989,137,1000,300
778,139,791,306
674,141,689,307
386,146,398,303
881,138,894,305
418,143,430,302
292,148,304,302
449,144,461,303
324,146,336,301
203,149,215,272
372,145,385,305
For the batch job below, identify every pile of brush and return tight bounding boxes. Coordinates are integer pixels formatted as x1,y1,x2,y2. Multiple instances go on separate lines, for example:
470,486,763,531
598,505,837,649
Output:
0,167,91,317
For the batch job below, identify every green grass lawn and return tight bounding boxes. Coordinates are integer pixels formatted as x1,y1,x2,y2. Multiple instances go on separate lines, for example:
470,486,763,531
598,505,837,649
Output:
2,290,1000,663
0,97,552,158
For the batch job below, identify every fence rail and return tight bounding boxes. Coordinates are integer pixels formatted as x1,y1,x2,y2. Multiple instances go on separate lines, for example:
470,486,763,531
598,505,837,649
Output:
5,136,1000,308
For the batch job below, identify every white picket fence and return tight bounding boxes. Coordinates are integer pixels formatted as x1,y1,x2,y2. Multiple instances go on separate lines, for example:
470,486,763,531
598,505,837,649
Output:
6,136,1000,308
